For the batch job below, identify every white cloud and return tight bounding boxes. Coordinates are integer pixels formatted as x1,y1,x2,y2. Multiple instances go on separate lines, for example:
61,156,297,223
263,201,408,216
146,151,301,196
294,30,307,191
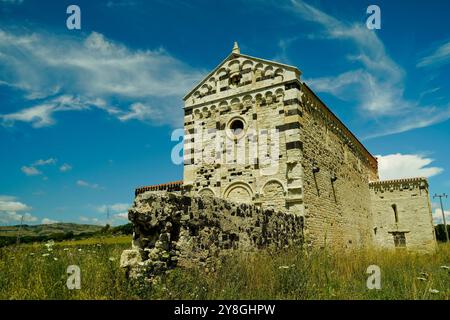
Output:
0,198,31,212
0,29,203,127
21,165,42,176
118,102,163,122
114,212,128,220
285,0,450,138
433,208,450,225
41,218,58,225
417,41,450,68
0,196,37,224
33,158,57,166
20,157,57,176
79,216,90,222
376,153,443,180
59,163,72,172
96,203,129,214
76,180,101,189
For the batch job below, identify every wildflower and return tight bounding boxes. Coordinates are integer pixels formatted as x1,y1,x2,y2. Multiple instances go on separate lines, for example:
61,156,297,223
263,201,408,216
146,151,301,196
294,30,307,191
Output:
45,240,55,251
278,265,290,269
77,248,82,252
53,257,58,261
440,265,449,270
416,277,427,281
63,248,69,251
42,253,50,257
429,289,439,294
29,253,35,256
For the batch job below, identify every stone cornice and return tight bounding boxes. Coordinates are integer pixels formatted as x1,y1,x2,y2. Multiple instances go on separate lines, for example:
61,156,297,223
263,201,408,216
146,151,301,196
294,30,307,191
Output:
369,177,428,193
184,80,297,111
301,83,378,171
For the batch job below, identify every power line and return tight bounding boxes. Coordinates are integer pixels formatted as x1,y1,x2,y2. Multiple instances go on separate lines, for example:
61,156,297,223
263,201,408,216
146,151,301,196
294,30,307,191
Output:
433,193,449,242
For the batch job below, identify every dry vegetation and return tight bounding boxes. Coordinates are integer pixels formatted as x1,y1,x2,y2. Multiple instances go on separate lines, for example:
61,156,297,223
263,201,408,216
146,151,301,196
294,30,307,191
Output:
0,237,448,300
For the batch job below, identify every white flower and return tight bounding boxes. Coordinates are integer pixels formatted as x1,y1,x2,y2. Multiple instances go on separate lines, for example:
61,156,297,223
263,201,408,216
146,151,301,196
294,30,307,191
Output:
416,277,427,281
53,257,58,261
278,265,290,269
42,253,50,257
429,289,440,294
77,248,82,252
63,248,69,251
440,265,449,270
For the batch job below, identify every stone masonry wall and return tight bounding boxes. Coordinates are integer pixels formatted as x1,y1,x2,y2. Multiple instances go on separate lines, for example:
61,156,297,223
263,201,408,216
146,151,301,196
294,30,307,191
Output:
121,192,303,278
299,84,378,249
370,178,437,252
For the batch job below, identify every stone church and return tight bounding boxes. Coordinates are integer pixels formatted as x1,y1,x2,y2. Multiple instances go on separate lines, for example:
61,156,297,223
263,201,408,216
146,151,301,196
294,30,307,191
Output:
136,43,437,253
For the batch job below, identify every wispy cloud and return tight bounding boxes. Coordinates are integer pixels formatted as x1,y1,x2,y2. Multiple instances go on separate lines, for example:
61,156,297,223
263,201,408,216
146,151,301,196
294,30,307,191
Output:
41,218,58,225
21,165,42,176
376,153,443,180
59,163,72,172
20,157,57,176
76,180,102,189
0,29,204,128
417,41,450,68
281,0,450,138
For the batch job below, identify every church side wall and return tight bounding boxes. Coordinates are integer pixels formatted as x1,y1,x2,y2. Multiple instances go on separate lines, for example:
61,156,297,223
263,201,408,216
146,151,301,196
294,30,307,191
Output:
299,85,377,249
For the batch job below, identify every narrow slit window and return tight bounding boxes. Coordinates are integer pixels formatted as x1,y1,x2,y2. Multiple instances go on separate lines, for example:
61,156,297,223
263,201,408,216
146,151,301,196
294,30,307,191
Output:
392,204,399,223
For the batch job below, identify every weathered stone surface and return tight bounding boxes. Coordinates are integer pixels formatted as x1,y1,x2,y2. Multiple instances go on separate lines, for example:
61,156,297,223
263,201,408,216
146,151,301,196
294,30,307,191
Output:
125,192,303,278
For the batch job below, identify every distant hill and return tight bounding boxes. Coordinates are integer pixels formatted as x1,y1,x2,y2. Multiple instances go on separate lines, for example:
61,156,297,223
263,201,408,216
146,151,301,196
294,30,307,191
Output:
0,222,133,247
0,223,102,238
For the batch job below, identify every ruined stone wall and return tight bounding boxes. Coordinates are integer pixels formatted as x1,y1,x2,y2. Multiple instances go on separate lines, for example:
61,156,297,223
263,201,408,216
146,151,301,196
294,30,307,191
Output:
370,178,436,252
121,192,303,277
298,84,378,249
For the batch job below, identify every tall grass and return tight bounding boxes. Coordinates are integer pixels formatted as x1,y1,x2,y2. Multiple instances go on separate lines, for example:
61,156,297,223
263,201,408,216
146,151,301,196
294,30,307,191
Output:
0,238,448,300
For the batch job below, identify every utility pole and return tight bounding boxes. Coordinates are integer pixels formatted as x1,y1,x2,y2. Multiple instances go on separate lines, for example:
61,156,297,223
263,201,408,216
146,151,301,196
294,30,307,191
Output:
434,193,449,242
106,206,110,226
16,215,24,245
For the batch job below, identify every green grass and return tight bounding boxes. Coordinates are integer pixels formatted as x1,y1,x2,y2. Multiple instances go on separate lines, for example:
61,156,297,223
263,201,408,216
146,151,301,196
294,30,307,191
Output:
0,238,448,300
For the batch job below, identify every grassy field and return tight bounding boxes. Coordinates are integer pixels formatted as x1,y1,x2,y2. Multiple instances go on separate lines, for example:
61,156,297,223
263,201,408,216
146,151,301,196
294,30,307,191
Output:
0,237,448,300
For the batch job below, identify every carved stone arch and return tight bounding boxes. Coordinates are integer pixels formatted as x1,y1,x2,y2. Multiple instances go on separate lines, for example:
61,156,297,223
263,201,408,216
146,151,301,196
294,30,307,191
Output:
223,181,253,204
198,187,216,198
242,95,253,107
275,88,284,103
264,65,274,77
274,68,284,81
219,100,229,112
265,90,274,104
209,77,216,86
217,67,228,78
230,97,242,110
201,106,211,118
254,63,264,81
261,179,286,211
242,60,254,70
193,108,202,120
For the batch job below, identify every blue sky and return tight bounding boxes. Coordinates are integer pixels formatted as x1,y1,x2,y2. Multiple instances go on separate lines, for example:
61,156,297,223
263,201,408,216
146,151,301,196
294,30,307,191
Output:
0,0,449,226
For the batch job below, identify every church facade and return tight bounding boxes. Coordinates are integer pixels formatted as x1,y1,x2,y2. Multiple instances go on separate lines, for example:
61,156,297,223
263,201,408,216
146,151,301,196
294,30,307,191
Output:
155,43,436,252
